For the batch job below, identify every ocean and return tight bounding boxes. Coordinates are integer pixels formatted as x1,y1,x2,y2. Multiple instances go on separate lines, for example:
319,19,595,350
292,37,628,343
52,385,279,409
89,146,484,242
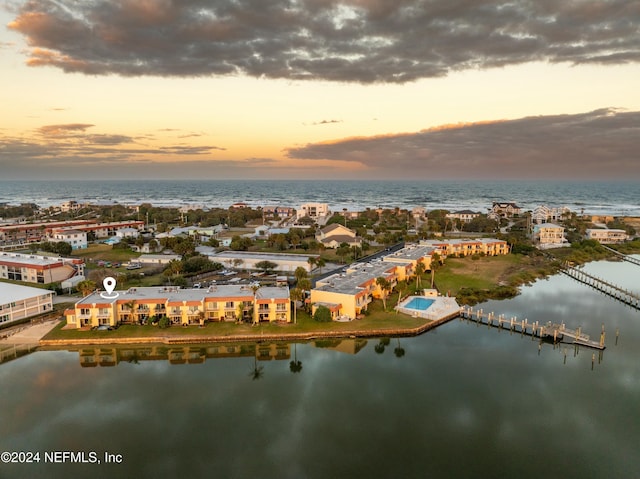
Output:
0,179,638,216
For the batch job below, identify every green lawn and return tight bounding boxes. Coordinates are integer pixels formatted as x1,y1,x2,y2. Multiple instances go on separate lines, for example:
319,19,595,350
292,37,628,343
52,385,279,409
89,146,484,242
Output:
72,243,141,262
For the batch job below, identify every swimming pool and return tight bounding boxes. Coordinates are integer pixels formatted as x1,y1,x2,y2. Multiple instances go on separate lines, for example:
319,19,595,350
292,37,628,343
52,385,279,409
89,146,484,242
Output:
403,297,435,311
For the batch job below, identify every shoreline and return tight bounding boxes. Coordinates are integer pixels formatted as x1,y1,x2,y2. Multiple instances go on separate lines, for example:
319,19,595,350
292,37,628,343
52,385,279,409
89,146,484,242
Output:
38,311,459,348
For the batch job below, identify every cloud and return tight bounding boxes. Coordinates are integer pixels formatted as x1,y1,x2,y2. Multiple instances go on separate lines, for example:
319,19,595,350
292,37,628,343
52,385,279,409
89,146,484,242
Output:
7,1,640,83
285,108,640,179
0,122,228,176
38,123,94,135
309,119,343,126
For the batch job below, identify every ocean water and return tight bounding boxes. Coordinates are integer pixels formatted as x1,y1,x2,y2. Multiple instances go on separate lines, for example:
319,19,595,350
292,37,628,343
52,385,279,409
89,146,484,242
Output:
0,179,638,216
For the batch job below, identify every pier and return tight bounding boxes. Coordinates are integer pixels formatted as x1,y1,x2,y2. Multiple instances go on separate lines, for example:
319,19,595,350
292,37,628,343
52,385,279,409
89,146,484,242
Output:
601,246,640,267
459,306,606,350
561,264,640,310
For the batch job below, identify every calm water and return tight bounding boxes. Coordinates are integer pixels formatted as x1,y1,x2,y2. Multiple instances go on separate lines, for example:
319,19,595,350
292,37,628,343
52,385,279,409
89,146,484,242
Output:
1,179,639,216
1,258,639,479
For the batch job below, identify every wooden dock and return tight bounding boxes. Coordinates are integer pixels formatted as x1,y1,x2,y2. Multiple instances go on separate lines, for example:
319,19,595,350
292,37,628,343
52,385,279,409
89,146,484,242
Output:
459,306,606,350
561,264,640,310
601,246,640,267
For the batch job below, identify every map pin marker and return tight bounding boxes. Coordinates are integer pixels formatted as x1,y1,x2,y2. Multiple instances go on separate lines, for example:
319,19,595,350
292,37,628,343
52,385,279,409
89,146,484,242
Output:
103,277,117,296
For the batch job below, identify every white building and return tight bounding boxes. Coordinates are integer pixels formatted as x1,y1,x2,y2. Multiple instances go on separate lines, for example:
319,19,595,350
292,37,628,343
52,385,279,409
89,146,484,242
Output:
0,283,54,327
209,251,319,272
50,228,88,250
296,203,330,220
585,229,629,244
532,205,571,224
446,210,481,223
137,254,182,266
0,252,85,284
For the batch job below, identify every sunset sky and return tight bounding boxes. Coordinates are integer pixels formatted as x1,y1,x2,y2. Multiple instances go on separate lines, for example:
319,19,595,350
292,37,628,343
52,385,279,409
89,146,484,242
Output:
1,0,639,180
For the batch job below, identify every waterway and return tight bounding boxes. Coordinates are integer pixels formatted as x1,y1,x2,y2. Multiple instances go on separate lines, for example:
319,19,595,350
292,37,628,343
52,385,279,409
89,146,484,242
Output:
1,258,639,479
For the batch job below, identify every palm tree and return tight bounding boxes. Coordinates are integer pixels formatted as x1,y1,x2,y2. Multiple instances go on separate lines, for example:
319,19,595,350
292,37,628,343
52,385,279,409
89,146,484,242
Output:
414,262,425,288
289,343,303,373
297,279,312,312
430,252,442,289
249,355,264,381
376,276,391,310
250,283,261,325
76,279,97,297
394,338,405,358
124,299,137,324
307,256,317,271
290,287,303,324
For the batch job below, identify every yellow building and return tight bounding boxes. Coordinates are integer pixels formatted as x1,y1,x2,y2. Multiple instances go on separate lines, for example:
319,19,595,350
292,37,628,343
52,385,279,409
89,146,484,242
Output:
64,285,291,328
310,243,440,320
420,238,509,257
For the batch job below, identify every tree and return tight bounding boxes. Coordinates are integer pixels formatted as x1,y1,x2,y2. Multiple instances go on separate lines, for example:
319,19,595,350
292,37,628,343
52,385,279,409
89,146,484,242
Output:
255,260,278,273
307,256,317,271
158,316,170,329
290,287,303,324
297,278,312,312
76,279,96,297
414,262,425,288
430,252,442,288
394,338,405,358
336,243,350,263
294,266,308,282
249,355,264,380
376,276,391,310
313,305,332,322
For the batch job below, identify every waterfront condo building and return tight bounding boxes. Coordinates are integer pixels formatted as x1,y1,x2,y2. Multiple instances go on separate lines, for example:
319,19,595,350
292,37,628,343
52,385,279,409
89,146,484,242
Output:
64,285,291,329
310,244,436,320
419,238,509,258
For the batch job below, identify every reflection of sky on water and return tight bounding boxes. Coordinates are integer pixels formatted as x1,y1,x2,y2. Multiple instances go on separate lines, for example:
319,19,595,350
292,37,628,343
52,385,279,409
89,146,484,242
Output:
1,260,639,479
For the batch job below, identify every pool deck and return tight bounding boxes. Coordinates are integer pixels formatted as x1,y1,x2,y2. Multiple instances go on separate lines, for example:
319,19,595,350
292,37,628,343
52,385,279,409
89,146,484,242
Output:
396,295,461,321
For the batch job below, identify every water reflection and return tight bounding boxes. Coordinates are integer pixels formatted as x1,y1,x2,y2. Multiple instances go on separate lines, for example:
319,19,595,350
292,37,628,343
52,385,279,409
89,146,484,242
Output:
1,259,639,479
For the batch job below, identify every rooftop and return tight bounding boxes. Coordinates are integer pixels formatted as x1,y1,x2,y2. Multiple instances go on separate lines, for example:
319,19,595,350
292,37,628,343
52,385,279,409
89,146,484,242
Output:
0,282,53,305
0,252,81,267
77,284,290,305
315,262,396,295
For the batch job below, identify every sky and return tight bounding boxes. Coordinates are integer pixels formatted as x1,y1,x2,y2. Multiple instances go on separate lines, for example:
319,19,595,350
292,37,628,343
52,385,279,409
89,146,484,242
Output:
1,0,639,181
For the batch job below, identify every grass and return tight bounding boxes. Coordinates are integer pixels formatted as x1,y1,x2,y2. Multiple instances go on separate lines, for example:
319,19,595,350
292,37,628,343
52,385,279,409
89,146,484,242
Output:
72,244,140,262
43,298,431,343
435,254,522,295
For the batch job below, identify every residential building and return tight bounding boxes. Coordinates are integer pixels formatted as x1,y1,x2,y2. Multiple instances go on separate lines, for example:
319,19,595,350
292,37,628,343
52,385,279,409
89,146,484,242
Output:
137,254,182,266
296,203,330,220
0,220,145,244
315,224,362,249
64,284,291,328
116,227,140,239
420,238,509,257
532,223,567,248
0,220,94,243
488,202,521,219
532,205,571,224
263,206,295,218
0,252,85,284
0,283,54,327
446,210,481,223
311,262,398,320
50,228,88,250
309,243,439,320
60,200,83,213
208,251,319,272
585,229,629,244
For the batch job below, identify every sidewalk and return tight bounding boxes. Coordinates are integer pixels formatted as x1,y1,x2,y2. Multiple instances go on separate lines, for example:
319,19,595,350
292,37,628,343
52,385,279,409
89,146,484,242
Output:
0,320,60,345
